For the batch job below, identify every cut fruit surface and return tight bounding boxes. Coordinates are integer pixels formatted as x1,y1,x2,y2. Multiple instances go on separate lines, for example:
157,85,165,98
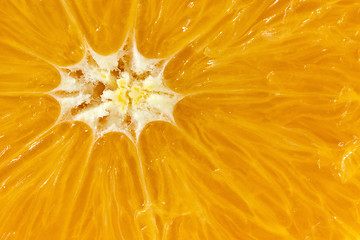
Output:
1,0,360,239
69,133,144,240
0,94,59,161
0,122,92,239
0,0,84,66
135,0,235,58
0,43,60,93
64,0,137,55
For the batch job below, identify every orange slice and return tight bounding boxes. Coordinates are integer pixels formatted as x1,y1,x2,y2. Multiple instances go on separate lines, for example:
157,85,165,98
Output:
1,0,360,239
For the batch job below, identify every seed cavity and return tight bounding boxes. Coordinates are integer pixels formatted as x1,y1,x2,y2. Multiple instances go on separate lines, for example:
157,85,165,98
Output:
50,40,181,140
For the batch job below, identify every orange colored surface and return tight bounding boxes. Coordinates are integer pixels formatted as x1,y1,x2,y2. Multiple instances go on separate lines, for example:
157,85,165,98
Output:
1,0,360,239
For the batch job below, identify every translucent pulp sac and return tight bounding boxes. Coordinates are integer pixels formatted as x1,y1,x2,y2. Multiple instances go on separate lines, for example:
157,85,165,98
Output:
51,42,181,140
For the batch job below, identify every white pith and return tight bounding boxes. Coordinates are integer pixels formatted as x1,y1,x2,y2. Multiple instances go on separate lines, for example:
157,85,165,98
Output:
50,41,182,141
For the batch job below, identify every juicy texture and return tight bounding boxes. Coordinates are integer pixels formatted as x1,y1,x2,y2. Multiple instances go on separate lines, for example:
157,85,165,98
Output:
1,0,360,239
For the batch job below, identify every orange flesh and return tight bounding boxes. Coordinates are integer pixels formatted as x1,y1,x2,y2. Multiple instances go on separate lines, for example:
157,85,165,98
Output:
1,0,360,239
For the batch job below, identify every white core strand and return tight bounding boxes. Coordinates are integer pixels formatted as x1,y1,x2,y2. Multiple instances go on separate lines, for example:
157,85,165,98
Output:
50,42,182,141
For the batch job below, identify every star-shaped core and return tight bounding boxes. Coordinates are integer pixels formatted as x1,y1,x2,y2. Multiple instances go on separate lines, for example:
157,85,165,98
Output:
50,41,181,140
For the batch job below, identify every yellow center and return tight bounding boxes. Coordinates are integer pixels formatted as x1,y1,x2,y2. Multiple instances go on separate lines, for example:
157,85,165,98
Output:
51,44,181,140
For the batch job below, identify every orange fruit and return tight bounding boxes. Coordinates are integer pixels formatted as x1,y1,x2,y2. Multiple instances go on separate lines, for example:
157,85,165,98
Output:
1,0,360,239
